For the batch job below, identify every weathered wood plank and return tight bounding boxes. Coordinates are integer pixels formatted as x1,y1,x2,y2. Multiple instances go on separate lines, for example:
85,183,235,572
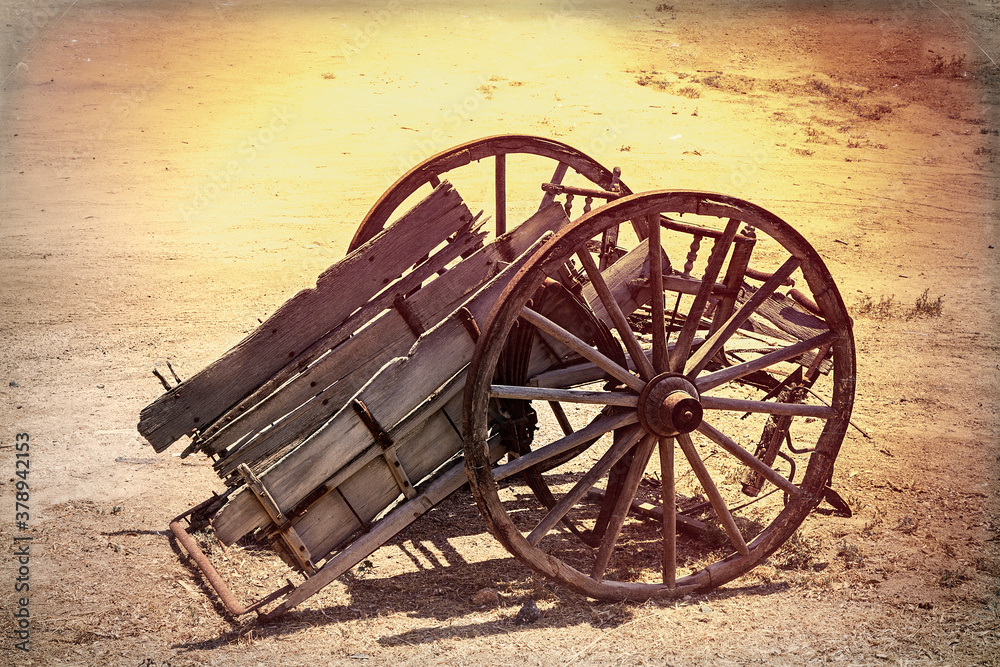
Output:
212,230,556,544
293,387,466,562
217,367,467,551
197,220,488,447
206,204,571,473
210,309,417,478
139,182,475,452
738,285,829,341
735,285,833,373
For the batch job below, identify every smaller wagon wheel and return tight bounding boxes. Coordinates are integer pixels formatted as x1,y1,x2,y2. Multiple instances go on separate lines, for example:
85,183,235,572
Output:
463,190,856,601
348,134,632,252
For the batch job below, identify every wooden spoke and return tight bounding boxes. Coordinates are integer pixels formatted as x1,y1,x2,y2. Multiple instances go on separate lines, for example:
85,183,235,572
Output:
670,218,742,373
700,395,838,419
575,248,656,381
676,433,750,556
526,424,645,546
492,411,640,483
548,401,575,436
684,255,802,377
695,329,838,393
520,307,644,392
495,153,507,235
490,384,638,407
591,433,658,580
659,436,676,588
696,421,802,497
647,212,669,374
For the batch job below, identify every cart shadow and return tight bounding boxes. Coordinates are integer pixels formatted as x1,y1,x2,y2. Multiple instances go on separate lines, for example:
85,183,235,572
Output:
170,564,794,653
169,489,795,653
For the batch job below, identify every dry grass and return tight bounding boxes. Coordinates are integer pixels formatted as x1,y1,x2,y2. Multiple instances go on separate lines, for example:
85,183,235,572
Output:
907,288,944,319
854,293,898,320
676,85,701,99
856,289,944,320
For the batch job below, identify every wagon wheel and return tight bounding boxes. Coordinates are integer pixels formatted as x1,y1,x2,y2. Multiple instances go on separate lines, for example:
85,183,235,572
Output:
348,134,633,252
463,190,855,600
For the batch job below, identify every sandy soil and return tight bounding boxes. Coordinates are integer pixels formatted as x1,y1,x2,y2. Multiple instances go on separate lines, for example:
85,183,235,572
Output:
1,0,999,665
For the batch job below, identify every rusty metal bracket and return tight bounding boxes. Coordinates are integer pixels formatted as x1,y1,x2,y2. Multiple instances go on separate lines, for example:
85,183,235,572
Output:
457,306,480,343
169,495,295,617
238,464,317,575
393,293,426,338
351,398,394,449
350,399,416,498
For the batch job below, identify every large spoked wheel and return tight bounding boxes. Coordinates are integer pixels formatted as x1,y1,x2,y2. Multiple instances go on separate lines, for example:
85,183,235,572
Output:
348,134,632,252
463,191,855,601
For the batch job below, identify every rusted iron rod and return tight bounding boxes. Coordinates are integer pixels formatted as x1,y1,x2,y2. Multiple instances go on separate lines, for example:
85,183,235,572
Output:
169,498,294,617
541,182,622,200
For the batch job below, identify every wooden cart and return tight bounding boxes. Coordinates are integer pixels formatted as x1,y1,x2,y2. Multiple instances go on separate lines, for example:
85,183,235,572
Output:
139,135,855,619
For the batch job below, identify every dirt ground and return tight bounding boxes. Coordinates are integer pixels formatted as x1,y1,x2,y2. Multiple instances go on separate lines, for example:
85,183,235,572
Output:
2,0,999,665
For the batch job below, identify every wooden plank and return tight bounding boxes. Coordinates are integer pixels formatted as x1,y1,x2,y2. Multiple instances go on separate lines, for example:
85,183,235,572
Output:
293,388,466,562
738,286,829,341
211,230,556,545
293,455,402,561
197,221,488,447
139,182,475,452
210,309,417,478
736,285,833,373
205,204,570,472
215,366,467,548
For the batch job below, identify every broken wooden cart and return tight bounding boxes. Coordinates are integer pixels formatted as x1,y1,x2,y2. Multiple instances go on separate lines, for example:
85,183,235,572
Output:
139,134,855,619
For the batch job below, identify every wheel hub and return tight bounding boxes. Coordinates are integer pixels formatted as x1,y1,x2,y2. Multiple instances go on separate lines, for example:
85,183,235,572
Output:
637,373,702,437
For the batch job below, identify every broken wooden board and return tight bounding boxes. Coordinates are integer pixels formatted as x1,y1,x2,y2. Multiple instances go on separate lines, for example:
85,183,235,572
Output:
139,182,475,452
196,220,489,448
736,286,833,373
212,230,557,545
207,204,571,479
